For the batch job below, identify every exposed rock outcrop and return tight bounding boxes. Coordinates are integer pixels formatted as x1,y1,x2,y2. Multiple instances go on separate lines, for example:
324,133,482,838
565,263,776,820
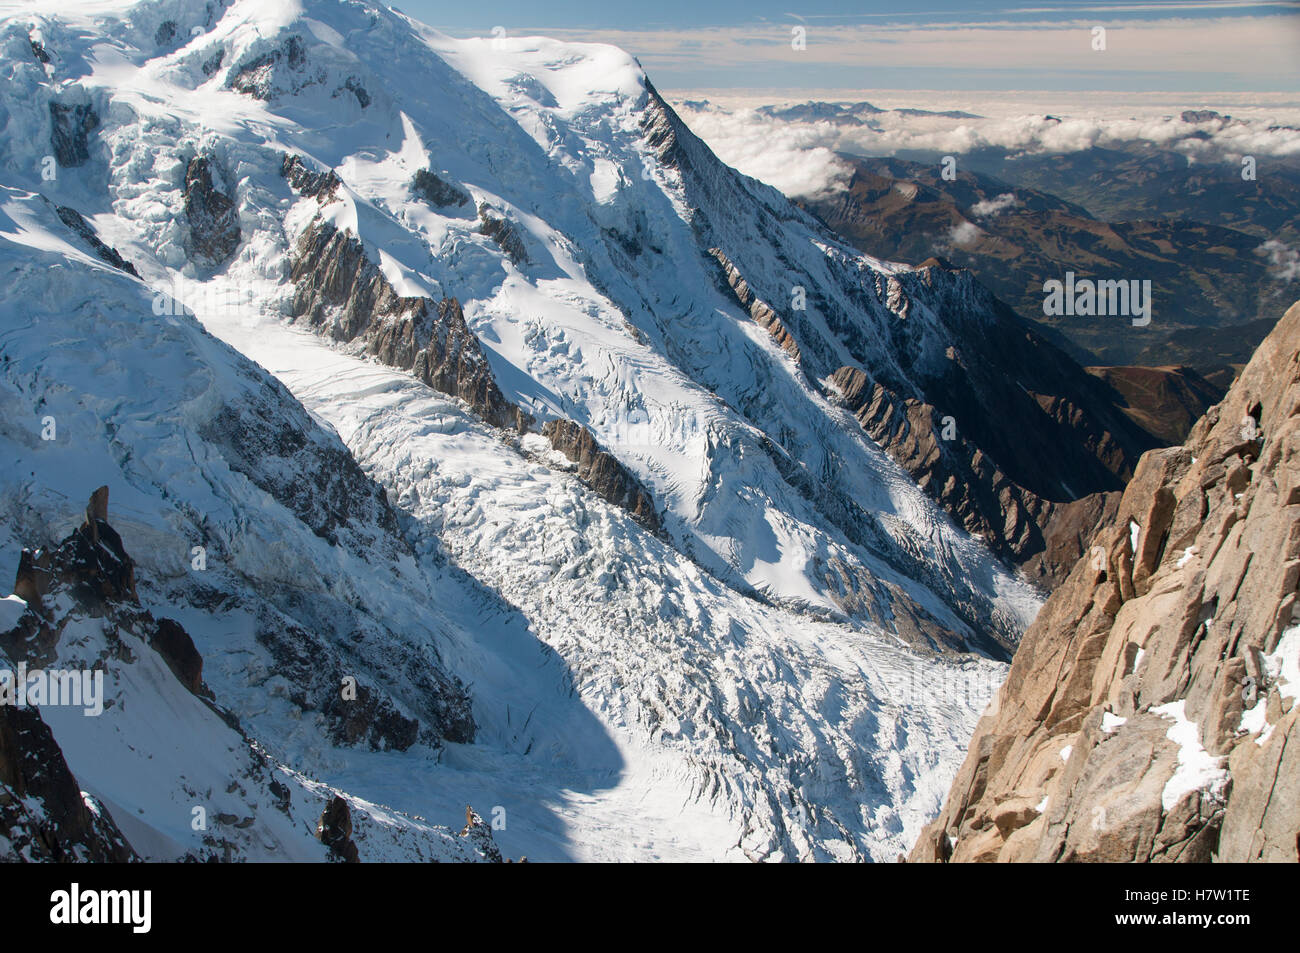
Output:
227,35,365,106
316,796,360,863
708,247,801,361
830,364,1123,589
0,488,484,861
281,153,342,202
48,101,98,168
196,381,478,748
831,365,1046,565
911,300,1300,863
200,48,225,78
151,618,207,697
154,20,177,48
53,204,139,277
0,704,137,862
8,485,138,625
542,419,662,533
876,267,1157,575
478,205,529,265
227,35,317,100
460,806,503,863
184,156,241,265
412,168,469,209
338,76,369,108
288,213,668,540
252,608,467,750
289,218,531,432
1020,490,1122,588
2,487,208,698
198,390,403,550
0,487,232,862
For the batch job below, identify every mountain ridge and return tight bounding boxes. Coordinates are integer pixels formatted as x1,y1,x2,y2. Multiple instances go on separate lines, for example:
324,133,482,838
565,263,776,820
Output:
911,299,1300,863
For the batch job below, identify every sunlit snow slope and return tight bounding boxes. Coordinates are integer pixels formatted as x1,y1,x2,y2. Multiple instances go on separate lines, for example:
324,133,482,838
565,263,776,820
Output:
0,0,1041,861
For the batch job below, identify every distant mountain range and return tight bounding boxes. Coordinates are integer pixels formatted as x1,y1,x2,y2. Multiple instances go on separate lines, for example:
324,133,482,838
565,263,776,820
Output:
801,153,1299,377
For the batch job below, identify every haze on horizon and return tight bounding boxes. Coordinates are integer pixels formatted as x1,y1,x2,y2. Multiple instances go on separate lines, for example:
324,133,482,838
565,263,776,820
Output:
399,0,1300,95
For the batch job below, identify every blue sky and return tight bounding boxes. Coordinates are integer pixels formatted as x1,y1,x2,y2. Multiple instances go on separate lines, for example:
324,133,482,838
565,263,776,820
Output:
393,0,1300,91
401,0,1291,31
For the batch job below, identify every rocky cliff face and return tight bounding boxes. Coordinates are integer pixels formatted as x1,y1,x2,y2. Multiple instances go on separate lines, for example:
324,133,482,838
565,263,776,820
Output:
289,217,531,433
412,168,469,209
911,300,1300,862
0,703,138,862
53,203,139,277
830,363,1057,572
708,247,801,361
184,155,241,265
478,205,530,266
281,153,342,202
543,419,662,534
315,795,360,863
0,487,501,862
4,487,207,693
0,486,206,862
829,361,1128,590
48,100,98,168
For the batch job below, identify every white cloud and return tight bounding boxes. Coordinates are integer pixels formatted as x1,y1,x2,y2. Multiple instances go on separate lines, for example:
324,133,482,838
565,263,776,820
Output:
1257,239,1300,281
671,97,1300,201
970,193,1019,217
673,108,854,199
948,221,983,246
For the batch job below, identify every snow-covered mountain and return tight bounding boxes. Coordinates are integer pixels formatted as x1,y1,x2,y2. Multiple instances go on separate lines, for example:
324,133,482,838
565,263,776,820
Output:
0,0,1052,861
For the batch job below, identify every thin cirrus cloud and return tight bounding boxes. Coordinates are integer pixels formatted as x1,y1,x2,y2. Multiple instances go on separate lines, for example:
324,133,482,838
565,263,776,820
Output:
417,1,1299,93
570,16,1298,91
